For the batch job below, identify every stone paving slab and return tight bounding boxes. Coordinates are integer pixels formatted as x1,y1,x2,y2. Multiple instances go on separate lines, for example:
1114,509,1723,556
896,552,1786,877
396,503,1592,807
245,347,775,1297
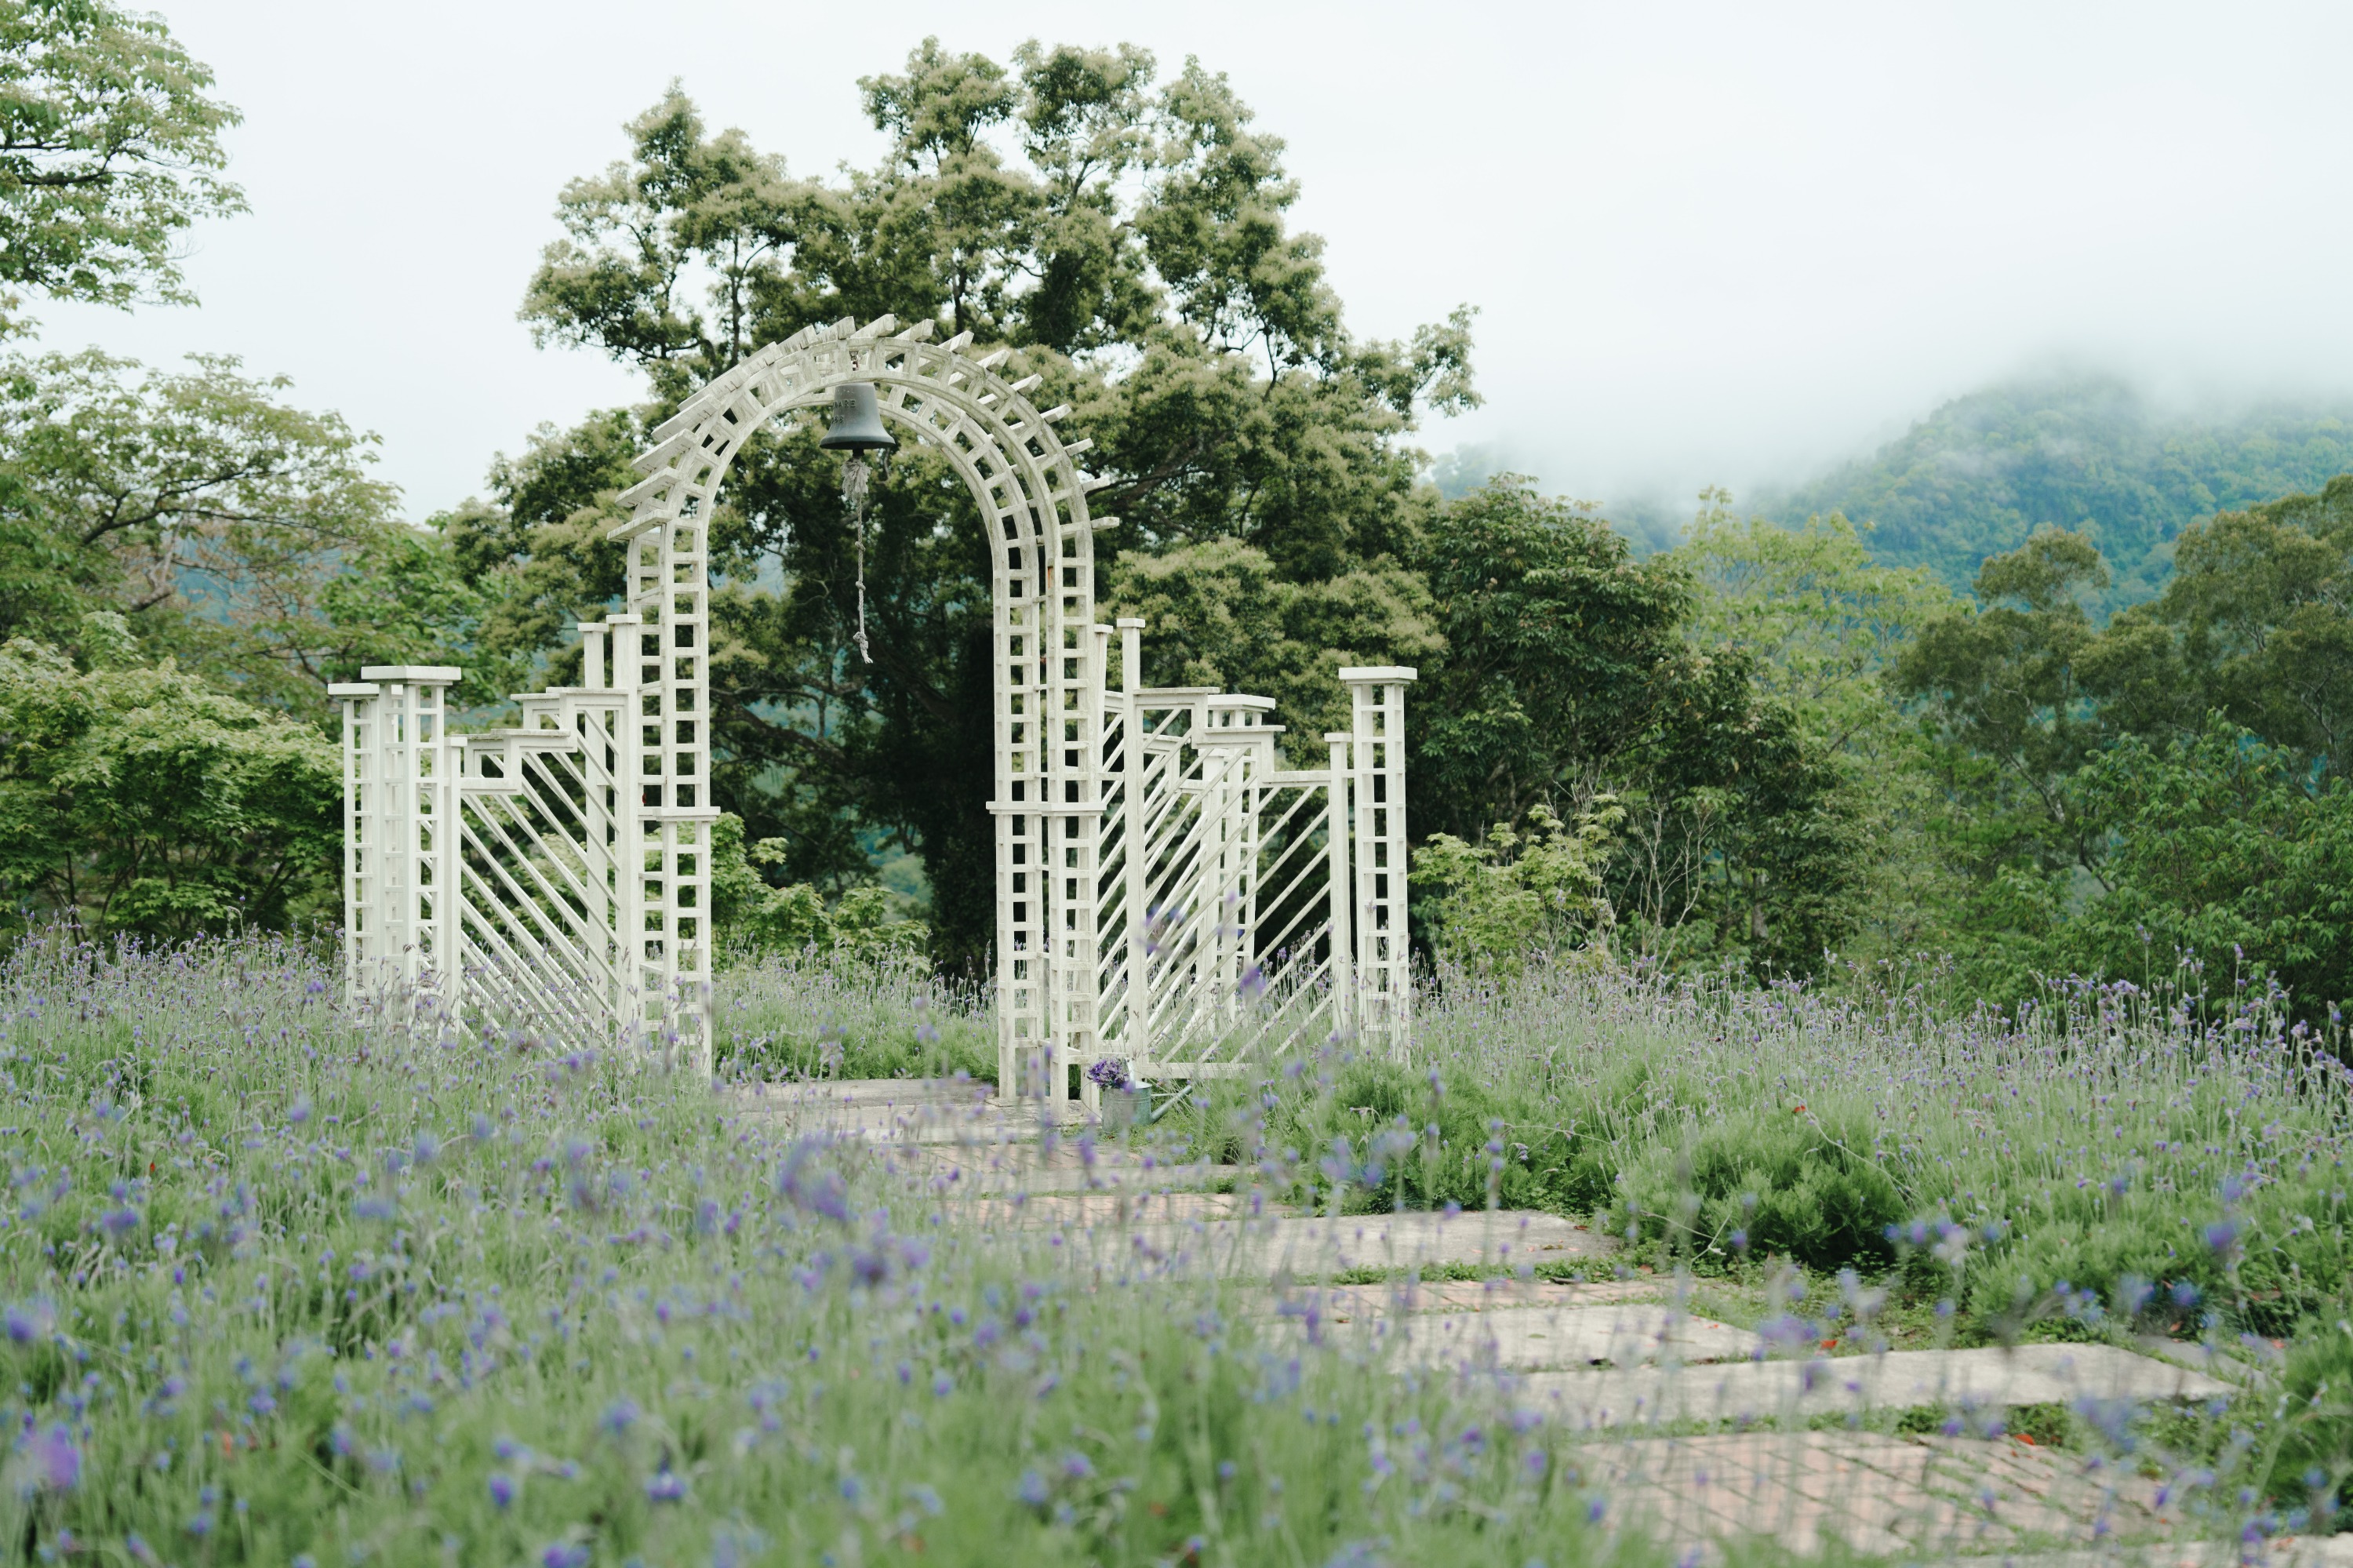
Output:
744,1077,988,1108
1043,1206,1614,1279
1269,1300,1753,1369
1940,1541,2353,1568
954,1190,1261,1227
727,1079,1066,1144
1376,1304,1755,1370
1580,1431,2176,1559
1273,1278,1670,1315
898,1143,1236,1195
740,1079,2286,1562
1514,1343,2234,1429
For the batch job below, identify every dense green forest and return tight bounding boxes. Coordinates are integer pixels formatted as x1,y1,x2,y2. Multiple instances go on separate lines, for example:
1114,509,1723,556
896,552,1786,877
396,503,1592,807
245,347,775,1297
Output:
0,5,2345,1029
1765,374,2353,609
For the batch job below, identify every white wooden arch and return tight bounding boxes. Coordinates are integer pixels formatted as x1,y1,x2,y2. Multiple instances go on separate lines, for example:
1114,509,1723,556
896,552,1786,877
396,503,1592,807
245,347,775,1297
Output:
614,313,1109,1086
333,315,1414,1098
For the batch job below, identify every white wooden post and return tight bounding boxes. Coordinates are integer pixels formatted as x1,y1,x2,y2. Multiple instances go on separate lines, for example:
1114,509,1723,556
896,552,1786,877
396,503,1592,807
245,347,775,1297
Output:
1342,668,1416,1057
1118,619,1149,1093
1323,730,1355,1039
995,549,1044,1097
330,678,380,1013
340,666,463,1031
606,612,647,1055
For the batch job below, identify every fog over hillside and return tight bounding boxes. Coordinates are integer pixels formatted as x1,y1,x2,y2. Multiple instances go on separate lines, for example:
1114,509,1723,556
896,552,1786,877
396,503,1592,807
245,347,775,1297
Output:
1446,373,2353,607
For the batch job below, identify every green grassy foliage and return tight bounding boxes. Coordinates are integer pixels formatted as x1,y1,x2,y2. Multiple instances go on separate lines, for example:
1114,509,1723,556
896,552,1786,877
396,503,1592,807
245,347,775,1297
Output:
0,934,1676,1566
6,933,2351,1559
1161,960,2353,1346
712,950,994,1081
2273,1315,2353,1525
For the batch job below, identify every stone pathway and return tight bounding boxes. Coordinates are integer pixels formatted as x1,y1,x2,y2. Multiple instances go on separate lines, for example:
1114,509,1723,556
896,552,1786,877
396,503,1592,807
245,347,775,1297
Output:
1287,1278,1670,1313
1066,1206,1613,1279
1517,1342,2231,1430
1375,1302,1758,1370
1580,1430,2169,1559
733,1080,2283,1563
954,1189,1257,1226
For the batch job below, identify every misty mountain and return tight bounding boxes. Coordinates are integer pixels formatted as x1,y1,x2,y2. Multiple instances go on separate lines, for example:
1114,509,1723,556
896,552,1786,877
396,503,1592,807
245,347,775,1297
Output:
1762,375,2353,607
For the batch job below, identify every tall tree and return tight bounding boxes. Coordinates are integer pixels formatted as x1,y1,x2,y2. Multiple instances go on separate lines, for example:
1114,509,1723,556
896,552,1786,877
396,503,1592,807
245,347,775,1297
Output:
504,45,1476,971
1669,497,1955,960
1894,527,2115,883
1413,476,1692,841
2059,719,2353,1016
1880,477,2353,1017
1412,478,1858,973
2082,473,2353,777
0,0,244,329
521,86,825,404
0,348,406,705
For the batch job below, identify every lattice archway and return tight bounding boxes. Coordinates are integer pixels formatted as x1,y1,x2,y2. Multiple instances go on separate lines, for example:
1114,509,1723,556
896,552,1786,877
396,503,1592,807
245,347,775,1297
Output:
334,314,1413,1097
615,313,1110,1086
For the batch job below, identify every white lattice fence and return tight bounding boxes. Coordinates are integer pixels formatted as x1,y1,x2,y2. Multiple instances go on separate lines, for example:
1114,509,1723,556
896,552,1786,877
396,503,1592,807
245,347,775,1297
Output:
1080,619,1415,1109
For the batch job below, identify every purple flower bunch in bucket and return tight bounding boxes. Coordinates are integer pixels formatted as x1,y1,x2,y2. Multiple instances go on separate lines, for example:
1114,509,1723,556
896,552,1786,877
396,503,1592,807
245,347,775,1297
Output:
1087,1057,1151,1130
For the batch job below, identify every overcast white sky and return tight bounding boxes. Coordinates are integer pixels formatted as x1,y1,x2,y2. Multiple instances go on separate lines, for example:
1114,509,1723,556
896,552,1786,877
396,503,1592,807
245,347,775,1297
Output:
36,0,2353,522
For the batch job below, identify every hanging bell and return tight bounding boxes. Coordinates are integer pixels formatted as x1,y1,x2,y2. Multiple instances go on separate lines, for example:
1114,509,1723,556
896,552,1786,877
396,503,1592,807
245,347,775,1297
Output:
817,381,899,453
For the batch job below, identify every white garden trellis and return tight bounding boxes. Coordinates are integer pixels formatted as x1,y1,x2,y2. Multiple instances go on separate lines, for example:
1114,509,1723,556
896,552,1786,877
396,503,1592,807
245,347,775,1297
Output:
333,317,1414,1104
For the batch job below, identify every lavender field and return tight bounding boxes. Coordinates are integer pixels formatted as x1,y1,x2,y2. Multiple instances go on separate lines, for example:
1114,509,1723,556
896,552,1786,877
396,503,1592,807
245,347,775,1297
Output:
2,932,2348,1565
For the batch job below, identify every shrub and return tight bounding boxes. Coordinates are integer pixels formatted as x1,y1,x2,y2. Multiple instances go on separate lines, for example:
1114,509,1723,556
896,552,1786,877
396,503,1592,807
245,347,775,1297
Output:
1607,1104,1907,1271
2270,1312,2353,1530
715,948,992,1082
1409,799,1622,977
0,629,339,937
709,813,928,965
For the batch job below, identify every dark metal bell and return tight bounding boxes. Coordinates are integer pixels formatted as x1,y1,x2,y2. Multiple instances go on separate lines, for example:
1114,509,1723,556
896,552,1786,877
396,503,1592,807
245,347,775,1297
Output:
817,381,899,453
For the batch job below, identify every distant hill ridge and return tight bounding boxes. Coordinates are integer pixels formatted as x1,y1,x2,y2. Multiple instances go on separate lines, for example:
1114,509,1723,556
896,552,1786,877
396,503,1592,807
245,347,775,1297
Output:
1762,374,2353,609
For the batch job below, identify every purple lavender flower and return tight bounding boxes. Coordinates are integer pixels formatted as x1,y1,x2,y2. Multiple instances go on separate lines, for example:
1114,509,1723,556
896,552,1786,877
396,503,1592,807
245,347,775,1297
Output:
1016,1468,1049,1505
5,1299,55,1343
646,1468,688,1503
774,1140,853,1223
489,1472,516,1509
31,1424,79,1490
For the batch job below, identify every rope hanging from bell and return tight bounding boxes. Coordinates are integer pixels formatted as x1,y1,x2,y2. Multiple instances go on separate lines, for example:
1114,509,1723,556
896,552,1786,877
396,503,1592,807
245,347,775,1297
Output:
819,378,900,666
843,452,874,663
